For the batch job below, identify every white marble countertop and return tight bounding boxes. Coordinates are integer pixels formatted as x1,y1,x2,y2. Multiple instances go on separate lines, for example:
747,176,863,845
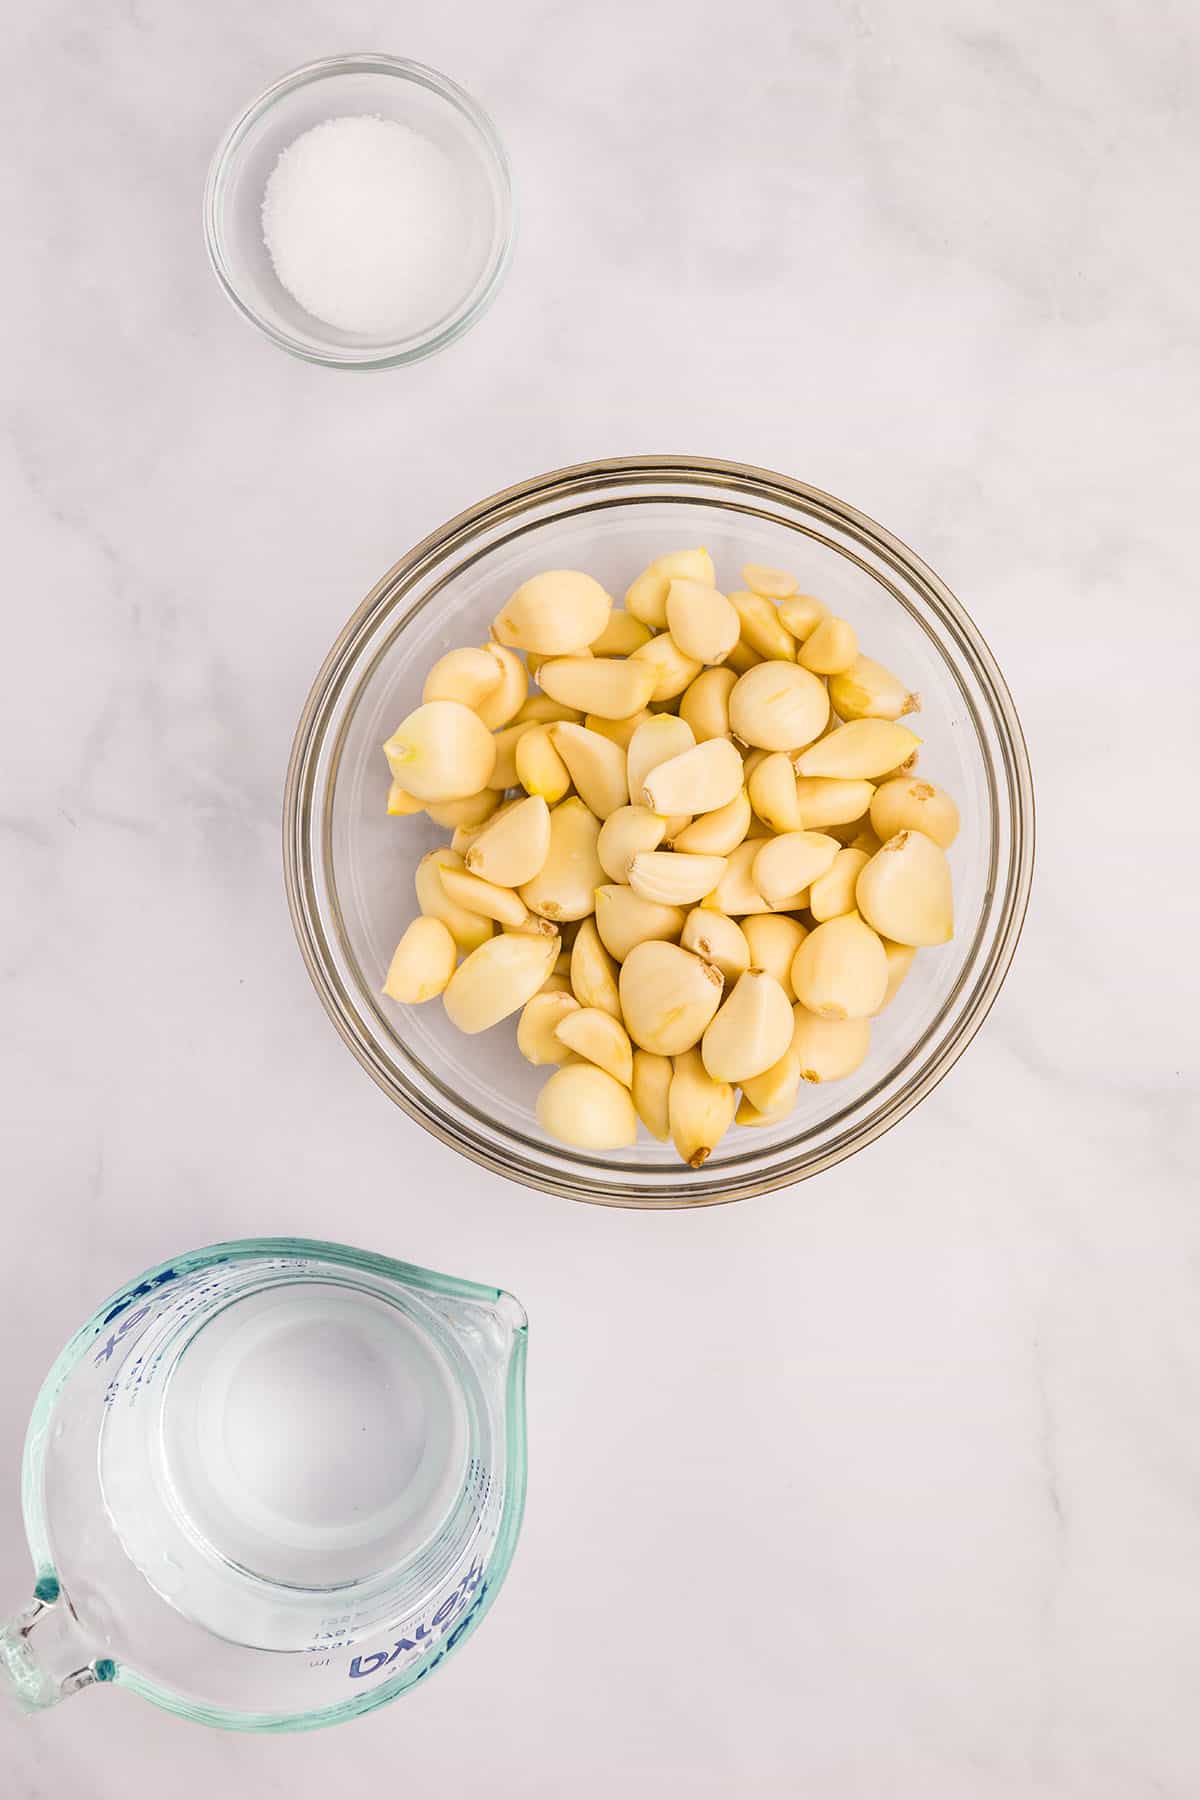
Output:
3,2,1198,1794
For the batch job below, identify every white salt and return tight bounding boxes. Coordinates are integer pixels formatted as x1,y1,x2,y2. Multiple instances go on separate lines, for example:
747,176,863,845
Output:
261,114,463,337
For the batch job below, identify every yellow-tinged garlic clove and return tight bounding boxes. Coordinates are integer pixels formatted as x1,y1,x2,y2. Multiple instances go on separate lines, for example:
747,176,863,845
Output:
875,939,918,1011
680,907,751,983
628,852,729,907
629,633,704,702
439,866,536,929
631,1050,673,1141
518,797,605,922
751,831,841,907
593,884,686,962
792,776,876,829
474,643,529,730
790,1006,871,1082
741,563,798,600
537,656,658,719
383,700,498,802
549,722,630,819
513,693,582,726
869,777,960,849
465,794,551,888
776,593,829,641
626,714,697,804
488,721,536,789
517,990,581,1065
422,646,505,709
426,788,501,830
742,914,807,999
669,788,752,855
798,615,858,676
795,720,922,780
618,941,724,1055
492,570,613,655
515,724,571,804
536,1063,638,1150
381,917,458,1004
828,656,920,722
415,848,495,953
596,806,668,883
678,665,738,742
700,969,794,1083
589,609,654,657
747,752,805,834
740,1035,804,1117
808,847,871,922
728,662,829,751
735,1095,787,1128
386,781,425,817
790,913,888,1019
625,547,716,628
728,590,797,662
554,1006,634,1087
724,637,764,674
709,839,794,915
855,830,953,946
585,708,654,748
665,579,741,665
668,1048,736,1168
569,915,622,1020
642,737,744,817
443,929,560,1033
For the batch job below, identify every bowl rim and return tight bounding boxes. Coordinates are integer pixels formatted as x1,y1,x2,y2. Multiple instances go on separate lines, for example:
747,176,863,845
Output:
283,455,1036,1205
202,51,516,370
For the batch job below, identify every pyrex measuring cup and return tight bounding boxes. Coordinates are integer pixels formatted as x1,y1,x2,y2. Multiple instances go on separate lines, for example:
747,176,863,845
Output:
0,1238,527,1731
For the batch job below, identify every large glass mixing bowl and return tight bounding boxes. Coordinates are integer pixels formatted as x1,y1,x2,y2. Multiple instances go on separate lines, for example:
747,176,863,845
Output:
284,458,1034,1206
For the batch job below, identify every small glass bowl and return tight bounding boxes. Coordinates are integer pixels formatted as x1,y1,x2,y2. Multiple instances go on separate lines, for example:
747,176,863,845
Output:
284,458,1035,1207
203,54,514,369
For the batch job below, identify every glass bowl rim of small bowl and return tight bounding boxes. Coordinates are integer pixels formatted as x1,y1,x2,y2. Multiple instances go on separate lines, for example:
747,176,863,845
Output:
283,456,1036,1207
202,51,515,370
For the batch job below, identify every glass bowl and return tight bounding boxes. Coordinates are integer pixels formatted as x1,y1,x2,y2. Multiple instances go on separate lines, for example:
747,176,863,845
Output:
203,54,514,369
284,458,1035,1206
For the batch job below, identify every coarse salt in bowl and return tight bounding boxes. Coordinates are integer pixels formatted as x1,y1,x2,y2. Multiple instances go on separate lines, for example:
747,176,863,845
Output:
204,54,514,369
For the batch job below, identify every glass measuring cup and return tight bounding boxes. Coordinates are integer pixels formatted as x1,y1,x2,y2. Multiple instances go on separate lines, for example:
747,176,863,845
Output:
0,1238,527,1731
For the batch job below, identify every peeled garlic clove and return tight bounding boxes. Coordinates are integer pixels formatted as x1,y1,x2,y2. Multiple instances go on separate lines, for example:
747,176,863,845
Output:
752,831,841,906
426,787,501,830
741,563,798,600
594,884,686,961
700,969,793,1083
790,913,888,1019
790,1006,871,1082
554,1006,634,1087
422,646,505,709
474,644,529,730
724,637,764,674
386,781,425,817
539,972,572,996
668,1047,736,1168
536,1062,638,1149
798,615,858,675
550,722,630,819
537,655,658,720
777,593,828,641
488,721,536,789
742,914,807,999
792,777,876,828
642,737,744,817
869,776,960,849
626,714,696,803
741,1036,803,1117
808,847,871,922
515,724,571,804
680,907,751,983
669,788,751,855
628,851,729,906
443,929,560,1033
828,655,920,722
747,752,805,833
735,1096,785,1127
666,579,741,665
679,665,737,742
589,608,654,657
570,915,622,1020
585,708,653,749
527,647,590,679
513,693,582,726
382,917,458,1004
728,662,829,751
439,866,532,928
728,590,796,661
795,720,922,780
855,830,953,946
629,633,703,702
631,1050,673,1141
619,941,724,1054
383,700,498,802
492,570,613,655
597,805,668,883
465,794,551,888
710,840,773,915
625,547,716,628
518,797,605,922
518,989,581,1065
415,848,494,953
875,938,918,1011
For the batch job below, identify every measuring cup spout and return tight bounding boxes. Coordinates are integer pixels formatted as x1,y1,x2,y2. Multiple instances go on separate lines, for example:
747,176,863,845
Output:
0,1578,111,1712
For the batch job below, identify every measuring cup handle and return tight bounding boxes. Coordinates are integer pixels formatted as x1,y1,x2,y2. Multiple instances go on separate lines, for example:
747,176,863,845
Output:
1,1579,112,1712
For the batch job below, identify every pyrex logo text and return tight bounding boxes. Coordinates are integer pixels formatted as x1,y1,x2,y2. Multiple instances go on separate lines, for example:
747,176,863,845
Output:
348,1559,487,1680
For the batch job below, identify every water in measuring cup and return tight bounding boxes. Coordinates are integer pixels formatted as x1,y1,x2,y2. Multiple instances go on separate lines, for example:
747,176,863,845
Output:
97,1279,469,1646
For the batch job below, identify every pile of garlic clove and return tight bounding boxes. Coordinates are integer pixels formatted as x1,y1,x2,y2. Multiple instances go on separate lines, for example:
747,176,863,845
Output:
380,552,958,1168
